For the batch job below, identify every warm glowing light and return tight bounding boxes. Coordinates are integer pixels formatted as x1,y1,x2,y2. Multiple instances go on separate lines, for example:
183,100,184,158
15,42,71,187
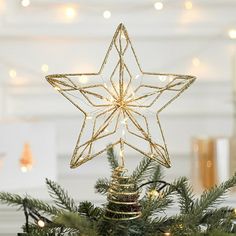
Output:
164,232,171,236
159,76,167,82
192,57,200,67
9,69,17,78
121,32,126,39
21,0,30,7
103,10,111,19
37,220,45,228
65,7,76,19
121,118,128,124
234,208,236,215
20,143,33,172
79,75,88,84
228,29,236,39
122,129,126,137
185,1,193,10
86,116,93,120
54,86,60,91
154,1,163,10
41,64,49,73
147,189,160,199
119,149,124,157
21,166,28,173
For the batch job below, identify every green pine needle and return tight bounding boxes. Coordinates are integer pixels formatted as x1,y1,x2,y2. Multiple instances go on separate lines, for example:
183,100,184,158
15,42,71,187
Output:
46,178,77,212
54,212,98,235
0,192,61,215
193,172,236,217
132,157,157,183
78,201,103,220
106,145,119,170
94,177,110,195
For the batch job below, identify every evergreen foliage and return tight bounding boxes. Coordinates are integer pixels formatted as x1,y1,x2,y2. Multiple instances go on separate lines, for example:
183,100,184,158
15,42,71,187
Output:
0,147,236,235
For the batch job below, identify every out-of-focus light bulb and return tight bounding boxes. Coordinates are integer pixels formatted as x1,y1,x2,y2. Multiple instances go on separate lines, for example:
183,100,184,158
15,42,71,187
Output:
21,166,28,173
147,189,160,199
228,29,236,39
164,232,171,236
54,86,60,91
86,116,93,120
154,1,163,10
21,0,30,7
192,57,200,67
185,1,193,10
103,10,111,19
79,75,88,84
37,220,45,228
65,7,76,19
9,69,17,78
159,76,166,82
41,64,49,73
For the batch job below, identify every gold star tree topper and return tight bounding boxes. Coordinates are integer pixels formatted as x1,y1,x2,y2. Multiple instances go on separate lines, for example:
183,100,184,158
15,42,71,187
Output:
46,23,196,169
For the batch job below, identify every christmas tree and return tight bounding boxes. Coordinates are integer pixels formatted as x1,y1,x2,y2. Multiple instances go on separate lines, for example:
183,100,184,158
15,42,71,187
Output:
0,147,236,236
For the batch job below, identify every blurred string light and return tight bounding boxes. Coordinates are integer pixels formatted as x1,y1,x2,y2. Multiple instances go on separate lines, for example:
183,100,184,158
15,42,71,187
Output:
163,232,171,236
65,6,76,19
185,1,193,10
21,0,30,7
9,69,17,78
37,219,45,228
192,57,200,67
41,64,49,73
154,1,164,10
103,10,111,19
228,29,236,39
54,86,60,91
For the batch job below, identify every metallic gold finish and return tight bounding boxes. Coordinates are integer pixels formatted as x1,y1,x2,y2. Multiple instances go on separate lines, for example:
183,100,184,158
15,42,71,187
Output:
104,166,142,220
46,23,196,169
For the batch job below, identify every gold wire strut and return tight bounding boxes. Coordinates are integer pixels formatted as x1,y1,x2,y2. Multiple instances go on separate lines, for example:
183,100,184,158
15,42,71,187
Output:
46,23,196,169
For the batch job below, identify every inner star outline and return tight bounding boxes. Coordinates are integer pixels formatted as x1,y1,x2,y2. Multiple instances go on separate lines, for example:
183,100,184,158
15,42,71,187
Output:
46,23,196,169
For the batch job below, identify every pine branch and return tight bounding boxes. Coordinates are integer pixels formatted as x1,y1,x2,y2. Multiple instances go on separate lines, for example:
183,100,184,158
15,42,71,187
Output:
94,177,110,195
107,146,119,170
201,207,234,232
23,223,77,236
0,192,61,215
78,201,103,220
46,178,77,212
54,212,98,235
174,177,195,214
192,172,236,217
141,196,173,220
146,165,164,192
131,157,156,183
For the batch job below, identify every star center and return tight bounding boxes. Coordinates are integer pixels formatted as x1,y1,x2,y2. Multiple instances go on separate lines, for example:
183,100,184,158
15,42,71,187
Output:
114,98,128,110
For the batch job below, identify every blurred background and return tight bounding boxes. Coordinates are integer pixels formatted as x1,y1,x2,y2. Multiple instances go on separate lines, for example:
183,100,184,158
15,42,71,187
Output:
0,0,236,234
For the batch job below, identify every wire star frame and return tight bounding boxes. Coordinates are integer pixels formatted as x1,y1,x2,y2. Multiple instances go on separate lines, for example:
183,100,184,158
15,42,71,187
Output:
46,23,196,169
